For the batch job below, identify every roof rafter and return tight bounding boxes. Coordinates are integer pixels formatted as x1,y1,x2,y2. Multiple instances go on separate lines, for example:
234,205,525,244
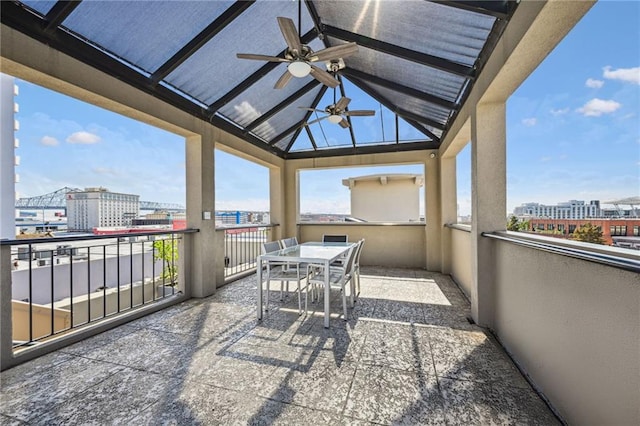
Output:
322,25,475,79
344,75,441,141
285,140,439,160
341,68,457,110
150,1,255,85
44,0,81,33
245,80,320,131
431,1,511,19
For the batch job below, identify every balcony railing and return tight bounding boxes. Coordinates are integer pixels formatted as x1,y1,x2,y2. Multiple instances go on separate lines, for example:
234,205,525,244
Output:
222,225,273,279
2,229,198,351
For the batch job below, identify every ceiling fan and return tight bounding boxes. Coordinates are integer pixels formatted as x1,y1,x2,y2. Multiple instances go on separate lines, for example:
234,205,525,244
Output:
236,16,358,89
300,93,375,129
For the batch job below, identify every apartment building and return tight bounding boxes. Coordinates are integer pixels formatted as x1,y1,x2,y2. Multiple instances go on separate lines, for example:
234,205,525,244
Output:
66,187,139,231
514,200,600,219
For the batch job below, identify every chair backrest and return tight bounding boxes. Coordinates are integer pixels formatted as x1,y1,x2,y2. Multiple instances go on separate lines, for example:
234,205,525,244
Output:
354,239,365,266
281,237,298,248
322,234,348,243
343,243,359,276
261,241,282,254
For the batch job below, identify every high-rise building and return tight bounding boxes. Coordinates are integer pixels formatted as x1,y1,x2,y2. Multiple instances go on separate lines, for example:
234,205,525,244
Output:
66,187,139,231
514,200,600,219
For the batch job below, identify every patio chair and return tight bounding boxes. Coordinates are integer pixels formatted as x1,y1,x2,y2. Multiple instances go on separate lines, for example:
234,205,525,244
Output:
322,234,348,243
261,242,309,315
281,236,298,248
307,243,358,320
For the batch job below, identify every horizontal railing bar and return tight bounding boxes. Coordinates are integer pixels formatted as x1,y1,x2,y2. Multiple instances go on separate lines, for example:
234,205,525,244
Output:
483,231,640,274
216,224,279,231
1,228,199,246
445,223,472,232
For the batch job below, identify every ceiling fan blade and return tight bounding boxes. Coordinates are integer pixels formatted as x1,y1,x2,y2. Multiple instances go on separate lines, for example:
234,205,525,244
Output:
345,110,376,116
338,118,350,128
309,65,339,88
277,17,302,54
305,116,329,126
274,70,293,89
236,53,289,62
335,96,351,111
309,42,359,62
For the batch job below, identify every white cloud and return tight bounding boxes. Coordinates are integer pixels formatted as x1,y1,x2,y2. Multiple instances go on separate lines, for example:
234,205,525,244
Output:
522,117,537,127
577,98,621,117
66,131,101,144
585,78,604,89
92,167,120,177
41,136,59,146
550,107,570,116
603,66,640,85
540,156,552,162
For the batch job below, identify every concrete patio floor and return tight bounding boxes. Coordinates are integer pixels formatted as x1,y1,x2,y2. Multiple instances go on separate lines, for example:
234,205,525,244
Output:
0,267,559,425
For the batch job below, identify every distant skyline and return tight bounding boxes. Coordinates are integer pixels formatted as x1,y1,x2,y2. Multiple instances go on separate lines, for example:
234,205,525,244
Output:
7,1,639,217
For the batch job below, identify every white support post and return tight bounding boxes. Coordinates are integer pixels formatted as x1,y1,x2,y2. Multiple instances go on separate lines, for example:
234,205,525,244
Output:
470,102,507,327
426,154,442,271
440,155,457,274
185,131,218,297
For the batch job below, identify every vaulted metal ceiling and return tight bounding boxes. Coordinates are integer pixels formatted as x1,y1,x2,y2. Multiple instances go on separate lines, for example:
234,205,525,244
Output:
1,0,517,159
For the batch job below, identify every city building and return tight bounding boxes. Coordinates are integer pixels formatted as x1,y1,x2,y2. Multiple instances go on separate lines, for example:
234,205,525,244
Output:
342,173,424,222
528,218,640,248
514,200,601,219
66,187,139,232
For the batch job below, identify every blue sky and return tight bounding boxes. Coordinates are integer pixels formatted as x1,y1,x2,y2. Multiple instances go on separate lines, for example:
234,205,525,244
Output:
9,1,639,216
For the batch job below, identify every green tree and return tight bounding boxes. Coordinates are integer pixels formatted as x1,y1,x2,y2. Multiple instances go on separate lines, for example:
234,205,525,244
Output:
572,223,605,245
507,215,519,231
153,238,179,283
507,216,530,232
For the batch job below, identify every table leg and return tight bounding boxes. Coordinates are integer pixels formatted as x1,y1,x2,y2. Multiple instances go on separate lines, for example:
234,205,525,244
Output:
324,259,330,328
257,256,263,321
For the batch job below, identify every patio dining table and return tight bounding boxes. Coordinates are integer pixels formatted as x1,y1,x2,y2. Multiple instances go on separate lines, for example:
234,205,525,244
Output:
257,241,354,328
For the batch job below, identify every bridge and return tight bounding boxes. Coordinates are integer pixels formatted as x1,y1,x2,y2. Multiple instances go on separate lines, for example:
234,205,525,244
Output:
15,187,185,212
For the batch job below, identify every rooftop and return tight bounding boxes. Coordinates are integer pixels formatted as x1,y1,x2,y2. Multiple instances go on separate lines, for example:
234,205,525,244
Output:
0,267,557,424
1,0,516,158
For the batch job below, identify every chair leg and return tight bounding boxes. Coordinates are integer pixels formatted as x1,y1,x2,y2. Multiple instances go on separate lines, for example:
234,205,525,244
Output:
342,284,348,320
296,282,303,315
265,276,270,311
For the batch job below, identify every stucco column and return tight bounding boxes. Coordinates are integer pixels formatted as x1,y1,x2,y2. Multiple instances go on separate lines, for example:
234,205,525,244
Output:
269,166,285,242
440,155,457,274
283,161,299,240
185,130,218,297
425,154,442,271
470,101,506,327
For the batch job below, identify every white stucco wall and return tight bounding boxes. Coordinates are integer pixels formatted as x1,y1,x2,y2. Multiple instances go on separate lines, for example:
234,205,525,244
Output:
342,174,423,222
492,237,639,425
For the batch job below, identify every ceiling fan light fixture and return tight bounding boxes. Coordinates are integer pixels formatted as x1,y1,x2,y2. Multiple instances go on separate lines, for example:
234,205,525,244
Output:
328,114,342,124
288,60,311,78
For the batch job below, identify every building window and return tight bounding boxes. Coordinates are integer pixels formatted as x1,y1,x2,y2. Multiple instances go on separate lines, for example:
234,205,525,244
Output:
547,224,554,231
558,224,565,233
610,225,627,236
569,224,576,234
634,225,639,236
